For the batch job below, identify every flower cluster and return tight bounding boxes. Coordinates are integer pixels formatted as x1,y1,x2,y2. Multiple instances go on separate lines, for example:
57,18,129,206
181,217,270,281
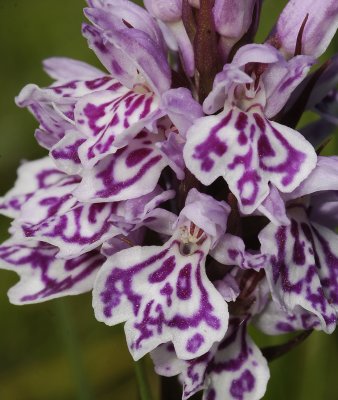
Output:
1,0,338,399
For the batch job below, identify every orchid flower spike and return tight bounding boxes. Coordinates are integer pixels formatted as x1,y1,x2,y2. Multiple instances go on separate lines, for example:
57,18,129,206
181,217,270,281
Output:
1,0,338,399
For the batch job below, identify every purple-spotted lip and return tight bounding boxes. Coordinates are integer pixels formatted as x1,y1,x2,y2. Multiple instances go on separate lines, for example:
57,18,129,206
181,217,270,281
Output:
93,233,228,360
184,105,317,216
259,205,338,334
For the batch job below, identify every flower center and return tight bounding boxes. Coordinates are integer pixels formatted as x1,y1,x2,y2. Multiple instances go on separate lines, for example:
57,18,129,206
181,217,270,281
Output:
132,83,152,94
179,222,207,255
234,76,266,113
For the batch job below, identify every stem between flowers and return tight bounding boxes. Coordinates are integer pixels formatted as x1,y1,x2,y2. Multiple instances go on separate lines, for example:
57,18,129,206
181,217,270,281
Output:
178,169,201,210
194,0,221,102
134,357,153,400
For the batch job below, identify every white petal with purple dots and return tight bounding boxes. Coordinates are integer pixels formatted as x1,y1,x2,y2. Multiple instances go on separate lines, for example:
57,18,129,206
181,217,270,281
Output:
93,233,228,360
74,131,172,202
151,317,270,400
0,241,104,304
184,107,317,214
0,157,67,218
76,88,163,166
259,206,337,333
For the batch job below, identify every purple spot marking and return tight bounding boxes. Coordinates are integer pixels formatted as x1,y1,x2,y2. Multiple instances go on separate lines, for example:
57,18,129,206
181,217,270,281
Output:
228,249,239,261
186,333,205,353
279,65,304,93
94,146,163,199
83,24,110,54
230,370,255,400
126,148,153,168
276,322,294,332
0,244,103,302
311,225,338,307
290,220,306,265
36,169,65,189
235,112,248,131
83,102,109,136
100,241,221,350
214,318,250,372
271,225,302,293
177,263,192,300
269,211,337,328
149,256,176,283
111,60,124,76
23,203,119,248
254,113,306,186
193,112,231,172
85,76,119,90
160,283,173,307
51,138,85,164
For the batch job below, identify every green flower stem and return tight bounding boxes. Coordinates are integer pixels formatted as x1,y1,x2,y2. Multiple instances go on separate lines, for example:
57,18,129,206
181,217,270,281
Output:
134,357,153,400
55,299,92,400
262,330,313,362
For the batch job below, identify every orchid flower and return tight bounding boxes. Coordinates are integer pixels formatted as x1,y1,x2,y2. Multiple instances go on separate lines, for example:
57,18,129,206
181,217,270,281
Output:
0,157,175,258
259,157,338,334
1,0,338,399
93,189,231,360
184,43,317,215
151,269,271,400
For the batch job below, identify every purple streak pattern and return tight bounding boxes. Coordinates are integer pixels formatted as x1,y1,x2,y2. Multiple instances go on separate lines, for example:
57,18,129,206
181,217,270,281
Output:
0,158,68,218
184,107,316,213
19,202,121,259
93,236,228,360
76,88,162,166
0,242,104,304
1,0,338,397
10,165,175,259
74,132,171,202
211,233,266,271
254,299,321,334
259,206,337,333
50,130,86,175
152,318,269,400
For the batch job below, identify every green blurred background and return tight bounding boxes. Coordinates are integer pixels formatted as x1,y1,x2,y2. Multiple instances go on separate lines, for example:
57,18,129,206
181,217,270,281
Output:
0,1,338,399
